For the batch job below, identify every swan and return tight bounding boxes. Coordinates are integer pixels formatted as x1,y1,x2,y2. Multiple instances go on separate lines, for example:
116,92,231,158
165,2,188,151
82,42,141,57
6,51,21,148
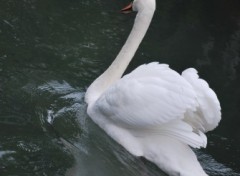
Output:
85,0,221,175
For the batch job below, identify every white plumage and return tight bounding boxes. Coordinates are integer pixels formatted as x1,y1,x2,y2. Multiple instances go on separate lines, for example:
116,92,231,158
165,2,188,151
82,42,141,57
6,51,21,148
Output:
85,0,221,175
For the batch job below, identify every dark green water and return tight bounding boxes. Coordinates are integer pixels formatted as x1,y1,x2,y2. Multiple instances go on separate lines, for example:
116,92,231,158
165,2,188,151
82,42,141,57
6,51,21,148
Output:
0,0,240,175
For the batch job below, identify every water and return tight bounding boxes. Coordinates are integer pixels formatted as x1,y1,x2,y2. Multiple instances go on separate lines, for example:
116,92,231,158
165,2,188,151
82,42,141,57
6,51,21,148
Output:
0,0,240,175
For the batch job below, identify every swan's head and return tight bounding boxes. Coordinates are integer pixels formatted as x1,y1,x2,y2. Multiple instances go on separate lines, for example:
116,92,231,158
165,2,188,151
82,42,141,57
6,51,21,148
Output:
121,0,156,13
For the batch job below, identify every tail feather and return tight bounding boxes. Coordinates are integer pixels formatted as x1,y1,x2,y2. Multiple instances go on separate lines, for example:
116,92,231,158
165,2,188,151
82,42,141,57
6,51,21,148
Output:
157,120,207,148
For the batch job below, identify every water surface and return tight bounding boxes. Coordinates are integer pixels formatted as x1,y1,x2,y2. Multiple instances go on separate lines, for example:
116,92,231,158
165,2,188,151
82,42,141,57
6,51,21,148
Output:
0,0,240,175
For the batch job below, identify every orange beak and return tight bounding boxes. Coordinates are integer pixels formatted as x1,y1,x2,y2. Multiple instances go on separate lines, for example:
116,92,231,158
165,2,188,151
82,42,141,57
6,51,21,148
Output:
121,2,133,14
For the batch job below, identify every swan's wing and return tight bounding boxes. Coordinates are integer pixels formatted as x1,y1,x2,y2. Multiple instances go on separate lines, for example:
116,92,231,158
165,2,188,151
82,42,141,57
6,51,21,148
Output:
95,62,198,126
90,63,207,148
182,68,221,132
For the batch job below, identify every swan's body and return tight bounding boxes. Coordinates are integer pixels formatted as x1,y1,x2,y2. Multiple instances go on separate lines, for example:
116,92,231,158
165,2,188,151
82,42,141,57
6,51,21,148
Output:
85,0,221,175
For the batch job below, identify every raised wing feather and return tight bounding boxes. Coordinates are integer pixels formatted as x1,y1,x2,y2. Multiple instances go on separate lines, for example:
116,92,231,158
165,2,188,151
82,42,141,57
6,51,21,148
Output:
182,68,221,132
89,63,208,148
94,62,198,127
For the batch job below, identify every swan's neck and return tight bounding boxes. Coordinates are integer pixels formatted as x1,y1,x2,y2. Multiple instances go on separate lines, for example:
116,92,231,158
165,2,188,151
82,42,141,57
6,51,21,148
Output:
85,8,155,105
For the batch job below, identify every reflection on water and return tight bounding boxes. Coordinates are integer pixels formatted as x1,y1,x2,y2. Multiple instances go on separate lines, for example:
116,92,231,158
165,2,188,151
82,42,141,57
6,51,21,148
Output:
0,0,240,175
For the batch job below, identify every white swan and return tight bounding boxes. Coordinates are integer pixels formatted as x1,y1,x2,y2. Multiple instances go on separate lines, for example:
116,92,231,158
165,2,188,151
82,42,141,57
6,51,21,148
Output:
85,0,221,175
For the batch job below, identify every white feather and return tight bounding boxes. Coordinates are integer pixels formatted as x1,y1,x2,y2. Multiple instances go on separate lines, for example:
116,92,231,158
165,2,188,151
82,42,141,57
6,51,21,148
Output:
92,63,207,148
182,68,221,132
